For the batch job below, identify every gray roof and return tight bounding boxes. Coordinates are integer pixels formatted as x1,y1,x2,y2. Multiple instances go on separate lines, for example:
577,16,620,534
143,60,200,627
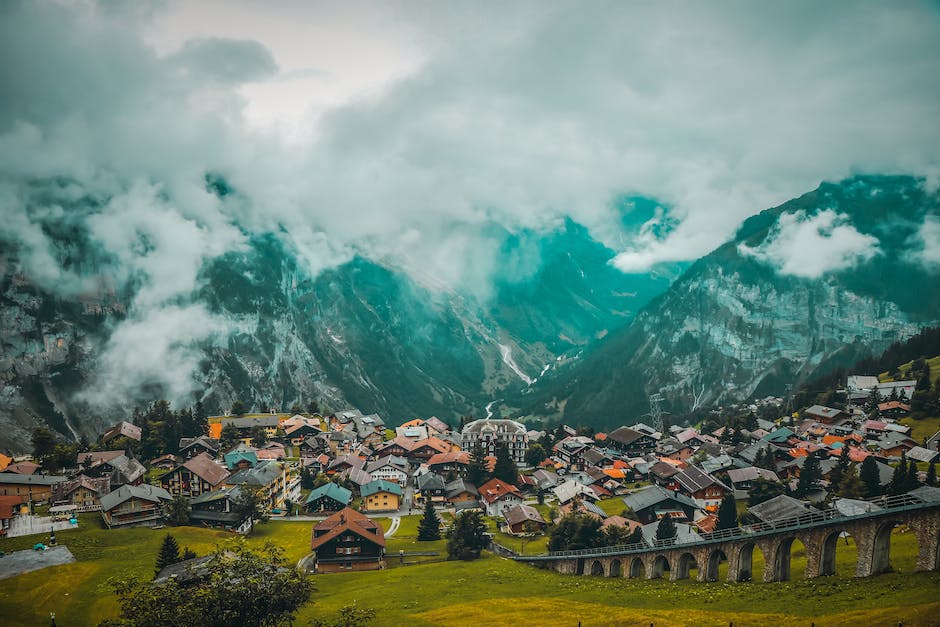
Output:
99,483,171,511
746,494,810,523
909,485,940,503
833,498,881,517
226,461,282,487
191,485,242,506
674,466,730,493
445,478,478,498
221,416,281,429
416,472,446,491
153,555,214,585
640,520,701,545
906,446,939,463
622,485,699,513
725,466,779,485
0,473,67,486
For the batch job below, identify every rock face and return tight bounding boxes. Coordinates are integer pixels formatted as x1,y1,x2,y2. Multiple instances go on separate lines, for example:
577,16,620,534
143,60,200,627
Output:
526,176,940,428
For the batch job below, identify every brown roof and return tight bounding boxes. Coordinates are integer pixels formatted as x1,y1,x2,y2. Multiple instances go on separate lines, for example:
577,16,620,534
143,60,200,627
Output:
478,478,522,504
53,474,111,500
183,452,230,486
427,451,470,466
412,437,452,454
310,507,386,550
76,450,126,466
2,461,41,475
503,503,546,527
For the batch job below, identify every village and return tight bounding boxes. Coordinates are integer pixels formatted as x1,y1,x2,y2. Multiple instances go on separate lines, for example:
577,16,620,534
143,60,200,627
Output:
0,366,938,583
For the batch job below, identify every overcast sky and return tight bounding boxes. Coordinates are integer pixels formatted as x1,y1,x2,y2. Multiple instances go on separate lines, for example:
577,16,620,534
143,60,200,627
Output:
2,0,940,403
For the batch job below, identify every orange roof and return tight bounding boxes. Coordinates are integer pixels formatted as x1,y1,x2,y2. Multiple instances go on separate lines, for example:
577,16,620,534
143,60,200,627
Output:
594,432,608,442
478,478,521,504
0,453,11,472
399,419,425,428
788,448,809,458
427,451,470,466
602,468,626,479
826,446,871,462
208,423,223,439
656,457,686,468
612,459,629,469
539,458,556,468
822,435,846,446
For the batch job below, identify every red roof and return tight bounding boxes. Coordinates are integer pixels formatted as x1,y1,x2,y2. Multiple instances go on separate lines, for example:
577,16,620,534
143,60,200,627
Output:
478,478,521,504
427,451,470,466
3,461,42,475
310,507,385,550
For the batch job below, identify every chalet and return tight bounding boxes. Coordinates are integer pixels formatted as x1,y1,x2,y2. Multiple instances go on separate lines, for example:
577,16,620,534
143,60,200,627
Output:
478,478,523,516
257,441,287,461
76,450,126,475
622,485,700,524
641,518,702,546
427,450,470,476
366,456,409,484
532,469,561,491
803,405,849,424
340,466,372,495
372,436,416,459
283,417,323,445
408,437,453,463
553,436,594,468
160,452,230,499
396,424,429,440
0,495,27,535
305,483,352,512
552,479,597,506
415,472,447,505
51,475,110,512
99,484,172,529
299,434,331,461
503,503,547,534
328,454,364,476
303,453,332,476
445,478,479,507
101,421,142,445
309,507,386,573
224,450,258,470
878,401,911,419
907,446,940,464
656,438,693,462
0,473,67,504
724,466,779,498
218,415,281,443
648,461,681,490
178,436,221,459
360,480,403,512
606,427,657,456
425,416,451,436
149,454,178,470
190,486,252,533
104,455,147,487
225,460,287,511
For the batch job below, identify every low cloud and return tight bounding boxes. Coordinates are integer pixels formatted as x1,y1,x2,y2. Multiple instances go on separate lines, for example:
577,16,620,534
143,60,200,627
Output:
739,210,879,278
916,216,940,267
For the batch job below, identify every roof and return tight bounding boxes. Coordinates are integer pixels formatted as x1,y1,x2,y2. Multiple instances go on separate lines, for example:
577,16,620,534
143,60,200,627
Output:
0,473,67,486
99,484,171,511
305,482,352,505
462,418,527,435
553,479,595,504
76,450,126,466
906,446,939,463
607,427,648,446
226,461,282,487
102,421,142,442
179,437,220,453
427,450,470,466
53,475,110,500
622,485,699,513
0,453,10,471
804,405,843,419
725,467,779,484
191,485,242,506
416,472,446,491
153,555,215,585
503,503,546,527
2,461,42,475
361,479,403,498
674,466,729,494
220,416,281,429
224,450,258,469
649,461,680,479
747,494,810,522
311,507,385,550
478,478,522,504
445,478,478,498
366,456,408,475
640,519,702,545
180,453,230,486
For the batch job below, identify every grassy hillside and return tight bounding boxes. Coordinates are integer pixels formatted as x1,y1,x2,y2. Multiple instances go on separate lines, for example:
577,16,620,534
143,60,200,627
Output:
879,355,940,386
2,514,938,626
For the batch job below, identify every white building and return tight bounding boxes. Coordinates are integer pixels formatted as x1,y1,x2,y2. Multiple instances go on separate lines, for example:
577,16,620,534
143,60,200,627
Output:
461,418,528,464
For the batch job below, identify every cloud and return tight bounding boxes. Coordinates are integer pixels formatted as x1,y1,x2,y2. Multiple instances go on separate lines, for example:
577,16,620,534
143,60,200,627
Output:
739,210,880,278
916,216,940,267
169,37,278,84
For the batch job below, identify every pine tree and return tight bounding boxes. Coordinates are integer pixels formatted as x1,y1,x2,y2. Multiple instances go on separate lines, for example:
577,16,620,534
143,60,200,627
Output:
655,512,677,544
467,441,487,487
860,455,883,497
181,546,197,561
492,442,518,485
716,493,738,530
905,458,920,492
447,510,488,560
916,367,932,391
417,499,441,541
154,534,181,576
837,464,865,499
829,446,851,489
887,453,908,496
926,460,937,487
220,423,240,450
795,454,822,497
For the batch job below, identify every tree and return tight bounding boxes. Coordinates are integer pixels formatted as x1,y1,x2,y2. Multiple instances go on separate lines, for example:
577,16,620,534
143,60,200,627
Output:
312,603,377,627
625,525,644,546
300,466,314,490
446,510,488,560
181,546,197,561
836,464,866,499
154,534,181,576
524,443,547,467
166,495,191,526
655,512,677,544
927,460,937,487
747,478,785,506
230,401,247,416
916,367,932,391
887,453,908,496
106,540,311,627
283,498,293,517
492,442,518,485
716,493,738,530
234,486,269,532
220,423,240,450
829,446,851,490
466,441,488,487
860,455,883,497
417,499,441,541
306,400,320,415
31,427,57,461
794,454,822,497
548,513,604,551
905,458,920,492
250,426,268,448
289,404,303,416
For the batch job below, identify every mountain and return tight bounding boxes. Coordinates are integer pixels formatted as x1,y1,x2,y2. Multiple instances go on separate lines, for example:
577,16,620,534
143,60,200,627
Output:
521,175,940,429
0,200,675,451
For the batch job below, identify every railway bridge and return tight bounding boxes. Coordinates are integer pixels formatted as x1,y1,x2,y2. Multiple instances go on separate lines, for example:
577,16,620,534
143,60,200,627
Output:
513,492,940,583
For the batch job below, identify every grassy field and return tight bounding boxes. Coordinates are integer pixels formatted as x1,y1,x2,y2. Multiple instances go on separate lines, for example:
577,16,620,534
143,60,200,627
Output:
1,515,936,626
880,355,940,386
901,414,940,444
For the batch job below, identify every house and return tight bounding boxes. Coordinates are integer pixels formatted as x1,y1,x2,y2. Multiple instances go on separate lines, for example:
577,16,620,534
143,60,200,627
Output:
648,461,681,490
425,416,451,436
360,480,403,512
309,507,386,573
101,420,142,444
622,485,700,524
907,446,940,464
225,460,288,511
461,419,529,464
217,416,281,444
99,484,172,529
396,424,429,440
478,478,523,516
224,450,258,471
445,478,479,507
552,479,597,506
408,437,453,463
0,495,27,536
877,401,911,419
641,519,702,546
104,455,147,487
178,436,221,459
415,472,447,505
803,405,849,424
366,456,409,484
257,442,287,461
606,427,657,456
160,452,230,499
149,454,178,470
673,466,730,511
76,450,126,475
190,486,252,533
51,475,111,512
503,503,547,534
1,461,42,475
746,494,812,524
0,473,67,504
305,483,353,512
724,467,780,498
299,435,331,461
427,450,470,476
283,418,323,445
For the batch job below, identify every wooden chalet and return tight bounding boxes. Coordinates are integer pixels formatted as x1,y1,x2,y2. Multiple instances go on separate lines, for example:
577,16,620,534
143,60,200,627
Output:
309,507,386,572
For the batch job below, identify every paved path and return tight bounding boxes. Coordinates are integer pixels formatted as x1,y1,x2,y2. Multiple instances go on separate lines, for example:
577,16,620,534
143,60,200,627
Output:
0,546,75,580
386,516,401,537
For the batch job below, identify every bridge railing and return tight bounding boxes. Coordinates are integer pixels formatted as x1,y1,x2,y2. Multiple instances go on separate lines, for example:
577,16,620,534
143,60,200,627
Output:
524,490,933,560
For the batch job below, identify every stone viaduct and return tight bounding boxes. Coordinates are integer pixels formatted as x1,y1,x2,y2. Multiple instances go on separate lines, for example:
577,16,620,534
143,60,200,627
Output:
514,493,940,583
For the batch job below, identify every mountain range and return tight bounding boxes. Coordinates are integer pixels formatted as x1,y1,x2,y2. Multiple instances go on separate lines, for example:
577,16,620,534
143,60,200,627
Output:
1,174,937,451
